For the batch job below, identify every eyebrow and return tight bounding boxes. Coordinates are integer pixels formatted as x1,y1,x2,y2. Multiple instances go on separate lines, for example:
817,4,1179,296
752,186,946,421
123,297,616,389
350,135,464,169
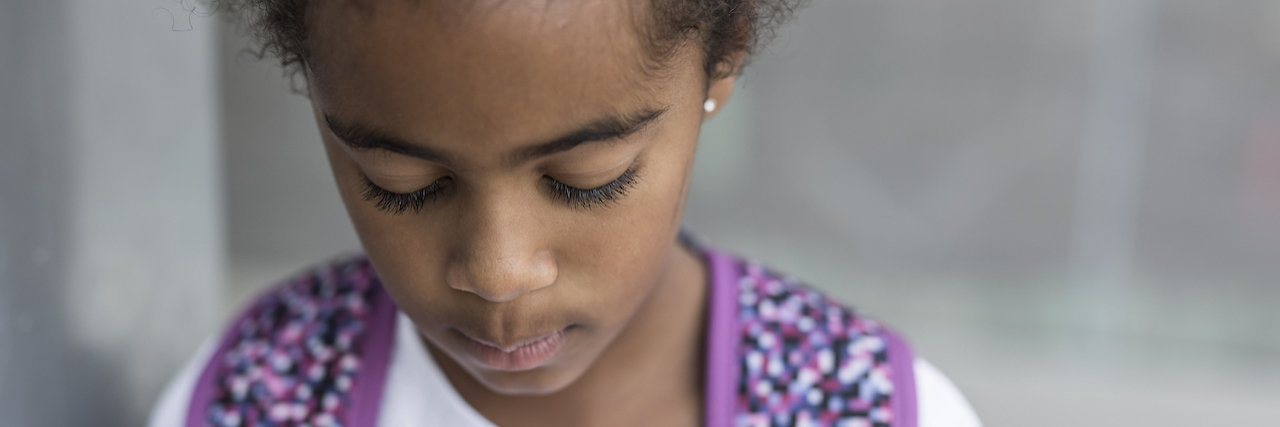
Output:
323,107,668,167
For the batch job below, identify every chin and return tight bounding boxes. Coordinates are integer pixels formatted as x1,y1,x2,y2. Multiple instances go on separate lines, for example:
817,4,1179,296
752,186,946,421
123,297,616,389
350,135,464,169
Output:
470,364,585,396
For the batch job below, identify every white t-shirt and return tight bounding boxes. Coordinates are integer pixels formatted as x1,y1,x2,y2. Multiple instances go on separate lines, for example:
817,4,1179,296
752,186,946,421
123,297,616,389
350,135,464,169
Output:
149,312,982,427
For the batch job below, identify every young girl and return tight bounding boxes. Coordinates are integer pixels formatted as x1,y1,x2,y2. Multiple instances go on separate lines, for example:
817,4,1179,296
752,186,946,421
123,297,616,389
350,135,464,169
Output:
150,0,981,425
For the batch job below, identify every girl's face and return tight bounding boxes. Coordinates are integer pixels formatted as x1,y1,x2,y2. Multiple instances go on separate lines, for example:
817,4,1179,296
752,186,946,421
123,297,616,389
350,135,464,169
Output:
305,0,728,394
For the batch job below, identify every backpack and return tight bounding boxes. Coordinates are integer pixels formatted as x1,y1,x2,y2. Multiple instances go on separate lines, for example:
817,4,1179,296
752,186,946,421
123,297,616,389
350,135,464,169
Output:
185,249,917,427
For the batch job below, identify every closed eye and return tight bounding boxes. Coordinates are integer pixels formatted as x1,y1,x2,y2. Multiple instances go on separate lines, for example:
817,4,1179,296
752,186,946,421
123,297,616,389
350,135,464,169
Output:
361,176,450,215
545,165,639,209
360,162,640,214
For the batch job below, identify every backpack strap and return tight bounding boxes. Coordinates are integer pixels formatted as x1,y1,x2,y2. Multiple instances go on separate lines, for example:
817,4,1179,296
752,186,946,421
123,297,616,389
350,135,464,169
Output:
349,284,397,427
703,248,741,427
883,328,918,427
703,247,918,427
185,256,398,427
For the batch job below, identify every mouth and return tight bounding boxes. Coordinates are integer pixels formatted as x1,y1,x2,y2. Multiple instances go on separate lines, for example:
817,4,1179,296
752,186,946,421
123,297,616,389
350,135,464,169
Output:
452,326,570,371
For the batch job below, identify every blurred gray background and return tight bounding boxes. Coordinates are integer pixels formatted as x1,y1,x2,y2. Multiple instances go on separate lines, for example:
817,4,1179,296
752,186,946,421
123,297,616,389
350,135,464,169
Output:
2,0,1279,426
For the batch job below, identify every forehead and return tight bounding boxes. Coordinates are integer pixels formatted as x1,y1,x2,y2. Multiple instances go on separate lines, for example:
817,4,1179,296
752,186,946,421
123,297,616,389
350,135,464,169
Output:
306,0,669,151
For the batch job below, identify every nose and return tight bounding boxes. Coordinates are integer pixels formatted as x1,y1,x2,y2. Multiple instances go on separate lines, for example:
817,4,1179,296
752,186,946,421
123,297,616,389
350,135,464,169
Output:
445,199,558,303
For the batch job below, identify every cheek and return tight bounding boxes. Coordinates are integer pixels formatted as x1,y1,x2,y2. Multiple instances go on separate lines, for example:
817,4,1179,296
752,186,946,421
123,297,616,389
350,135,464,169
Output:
322,134,411,254
322,135,378,240
557,124,702,318
321,135,454,312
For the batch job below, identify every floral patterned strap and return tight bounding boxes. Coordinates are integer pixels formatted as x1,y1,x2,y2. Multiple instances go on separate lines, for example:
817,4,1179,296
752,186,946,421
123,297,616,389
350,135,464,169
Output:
703,248,917,427
185,255,397,427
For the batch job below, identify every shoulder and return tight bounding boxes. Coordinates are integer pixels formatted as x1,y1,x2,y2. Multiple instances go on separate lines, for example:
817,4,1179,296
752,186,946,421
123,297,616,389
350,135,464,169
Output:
715,252,898,362
729,256,891,342
147,337,216,427
721,255,905,420
149,253,397,427
914,359,982,427
710,250,980,426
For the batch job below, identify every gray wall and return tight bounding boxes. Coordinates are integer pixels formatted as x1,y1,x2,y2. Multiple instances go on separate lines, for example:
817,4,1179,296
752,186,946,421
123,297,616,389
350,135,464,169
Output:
0,1,78,424
0,1,222,426
687,1,1280,424
220,19,361,312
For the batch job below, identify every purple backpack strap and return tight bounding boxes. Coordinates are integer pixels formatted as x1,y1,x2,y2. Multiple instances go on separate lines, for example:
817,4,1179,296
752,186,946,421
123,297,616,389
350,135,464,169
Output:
349,286,397,426
883,329,918,427
703,247,918,427
703,248,741,427
185,256,398,427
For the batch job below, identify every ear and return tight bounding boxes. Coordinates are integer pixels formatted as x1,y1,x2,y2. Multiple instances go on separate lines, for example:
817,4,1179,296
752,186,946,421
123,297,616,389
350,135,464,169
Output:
703,49,746,120
702,73,737,121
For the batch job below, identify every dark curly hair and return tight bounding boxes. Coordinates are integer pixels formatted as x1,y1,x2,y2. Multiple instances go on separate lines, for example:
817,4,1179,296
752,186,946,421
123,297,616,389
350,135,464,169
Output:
221,0,807,88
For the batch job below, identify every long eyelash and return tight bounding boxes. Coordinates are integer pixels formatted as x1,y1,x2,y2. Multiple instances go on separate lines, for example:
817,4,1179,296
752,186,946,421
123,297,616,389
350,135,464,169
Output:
361,177,448,215
547,166,639,209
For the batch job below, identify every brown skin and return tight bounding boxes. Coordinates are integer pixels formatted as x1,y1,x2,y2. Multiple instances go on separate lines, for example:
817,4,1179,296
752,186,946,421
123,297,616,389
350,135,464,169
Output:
305,0,736,425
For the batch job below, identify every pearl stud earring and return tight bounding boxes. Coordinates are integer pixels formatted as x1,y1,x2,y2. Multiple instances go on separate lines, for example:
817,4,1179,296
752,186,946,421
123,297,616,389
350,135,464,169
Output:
704,99,717,113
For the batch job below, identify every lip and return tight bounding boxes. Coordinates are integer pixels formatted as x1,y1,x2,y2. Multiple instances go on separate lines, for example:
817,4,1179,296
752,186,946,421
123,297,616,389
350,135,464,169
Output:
453,327,569,371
